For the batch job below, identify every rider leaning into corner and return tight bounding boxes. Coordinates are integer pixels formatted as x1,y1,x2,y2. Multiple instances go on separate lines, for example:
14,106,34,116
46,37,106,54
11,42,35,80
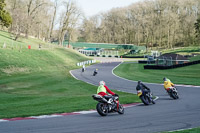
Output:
163,77,174,92
136,80,151,94
97,81,115,97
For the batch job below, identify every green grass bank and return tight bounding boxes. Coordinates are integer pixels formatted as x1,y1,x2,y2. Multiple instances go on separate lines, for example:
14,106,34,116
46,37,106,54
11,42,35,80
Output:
163,127,200,133
113,63,200,86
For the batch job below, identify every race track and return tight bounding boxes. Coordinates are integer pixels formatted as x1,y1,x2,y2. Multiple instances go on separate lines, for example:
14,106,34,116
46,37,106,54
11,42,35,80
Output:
0,62,200,133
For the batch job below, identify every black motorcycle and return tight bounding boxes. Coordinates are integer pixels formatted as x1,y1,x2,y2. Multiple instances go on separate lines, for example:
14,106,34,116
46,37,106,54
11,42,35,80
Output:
167,87,179,99
93,70,97,76
137,89,155,105
82,68,85,72
92,94,124,116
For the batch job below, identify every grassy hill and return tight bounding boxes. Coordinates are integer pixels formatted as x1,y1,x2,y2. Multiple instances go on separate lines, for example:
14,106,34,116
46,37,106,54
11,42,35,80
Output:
0,31,139,119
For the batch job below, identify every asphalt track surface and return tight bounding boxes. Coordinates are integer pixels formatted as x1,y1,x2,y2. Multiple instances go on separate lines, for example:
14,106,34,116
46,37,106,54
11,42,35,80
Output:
0,62,200,133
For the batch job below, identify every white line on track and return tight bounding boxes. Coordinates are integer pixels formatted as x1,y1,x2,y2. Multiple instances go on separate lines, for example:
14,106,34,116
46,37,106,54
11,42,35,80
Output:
69,70,97,86
168,127,194,132
73,110,96,114
30,115,63,119
69,70,79,80
0,120,8,122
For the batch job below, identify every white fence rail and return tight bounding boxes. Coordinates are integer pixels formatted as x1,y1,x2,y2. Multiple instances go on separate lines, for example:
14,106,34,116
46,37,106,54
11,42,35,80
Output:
76,60,96,66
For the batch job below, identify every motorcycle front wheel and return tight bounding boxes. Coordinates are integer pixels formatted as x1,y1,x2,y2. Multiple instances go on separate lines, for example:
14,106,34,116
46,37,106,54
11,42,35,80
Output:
148,95,155,104
170,91,179,99
140,95,150,105
151,99,156,104
96,103,108,116
118,104,124,114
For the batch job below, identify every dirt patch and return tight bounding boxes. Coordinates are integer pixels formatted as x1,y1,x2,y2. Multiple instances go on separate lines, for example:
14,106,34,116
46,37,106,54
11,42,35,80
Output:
0,84,7,89
0,84,14,90
1,66,30,75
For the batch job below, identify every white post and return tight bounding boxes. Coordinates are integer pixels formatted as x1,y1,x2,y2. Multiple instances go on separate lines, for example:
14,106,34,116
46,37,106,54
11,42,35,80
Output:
3,42,6,48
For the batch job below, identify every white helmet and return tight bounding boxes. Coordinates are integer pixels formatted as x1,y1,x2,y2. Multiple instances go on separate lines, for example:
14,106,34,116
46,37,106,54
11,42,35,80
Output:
99,81,105,86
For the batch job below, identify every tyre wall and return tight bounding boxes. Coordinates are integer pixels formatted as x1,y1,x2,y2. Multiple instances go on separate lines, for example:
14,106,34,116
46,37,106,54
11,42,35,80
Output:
144,60,200,69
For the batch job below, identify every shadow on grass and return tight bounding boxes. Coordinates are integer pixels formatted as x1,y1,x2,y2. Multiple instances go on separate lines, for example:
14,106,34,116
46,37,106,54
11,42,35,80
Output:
0,34,13,40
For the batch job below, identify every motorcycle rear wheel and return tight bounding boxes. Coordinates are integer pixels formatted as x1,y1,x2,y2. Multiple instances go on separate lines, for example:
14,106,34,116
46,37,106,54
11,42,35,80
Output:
96,103,108,116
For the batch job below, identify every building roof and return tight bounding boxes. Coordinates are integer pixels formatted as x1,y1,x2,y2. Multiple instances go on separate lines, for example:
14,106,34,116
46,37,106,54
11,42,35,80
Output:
158,53,189,61
83,48,101,51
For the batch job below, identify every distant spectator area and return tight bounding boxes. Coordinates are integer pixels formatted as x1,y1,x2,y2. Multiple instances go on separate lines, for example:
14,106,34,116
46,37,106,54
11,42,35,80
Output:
78,47,119,57
78,48,102,55
70,42,146,51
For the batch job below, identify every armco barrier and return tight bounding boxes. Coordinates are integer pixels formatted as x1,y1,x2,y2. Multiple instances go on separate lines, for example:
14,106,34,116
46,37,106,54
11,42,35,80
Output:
77,60,96,66
144,60,200,69
138,60,155,64
122,55,146,58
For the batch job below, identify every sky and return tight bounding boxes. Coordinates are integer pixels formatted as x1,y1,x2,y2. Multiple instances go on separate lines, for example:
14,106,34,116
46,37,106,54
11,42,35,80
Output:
75,0,141,17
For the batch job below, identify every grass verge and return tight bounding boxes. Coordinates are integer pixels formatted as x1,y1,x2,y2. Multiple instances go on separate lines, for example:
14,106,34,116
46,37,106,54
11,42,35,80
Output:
163,127,200,133
113,63,200,86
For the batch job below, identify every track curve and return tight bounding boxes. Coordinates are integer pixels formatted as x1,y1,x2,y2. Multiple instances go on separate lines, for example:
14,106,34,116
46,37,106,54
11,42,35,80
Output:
0,62,200,133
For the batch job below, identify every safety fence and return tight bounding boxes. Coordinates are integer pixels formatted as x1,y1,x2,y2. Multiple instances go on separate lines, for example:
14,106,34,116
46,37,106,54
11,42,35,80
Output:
76,60,96,66
0,42,60,50
61,41,146,51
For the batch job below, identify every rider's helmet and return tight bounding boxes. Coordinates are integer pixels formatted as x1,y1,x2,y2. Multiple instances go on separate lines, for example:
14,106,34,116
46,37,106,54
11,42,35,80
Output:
138,80,142,84
163,77,167,81
99,81,105,86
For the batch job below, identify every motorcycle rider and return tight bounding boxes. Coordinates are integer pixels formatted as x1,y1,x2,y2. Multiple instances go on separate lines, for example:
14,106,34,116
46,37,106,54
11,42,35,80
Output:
82,64,85,72
97,81,117,109
163,77,174,92
93,69,98,76
136,80,151,94
97,81,115,97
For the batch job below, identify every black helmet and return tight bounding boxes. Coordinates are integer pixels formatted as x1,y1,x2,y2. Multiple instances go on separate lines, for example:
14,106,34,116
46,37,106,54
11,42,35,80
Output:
163,77,167,81
138,80,142,84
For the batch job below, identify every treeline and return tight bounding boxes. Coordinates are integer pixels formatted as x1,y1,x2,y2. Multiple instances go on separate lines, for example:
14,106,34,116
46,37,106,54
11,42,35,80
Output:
1,0,200,49
80,0,200,49
3,0,81,46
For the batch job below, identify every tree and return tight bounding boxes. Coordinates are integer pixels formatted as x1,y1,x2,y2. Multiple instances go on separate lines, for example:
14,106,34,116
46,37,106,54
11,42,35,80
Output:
7,0,52,41
49,0,58,42
0,0,12,27
195,18,200,41
58,1,81,46
79,0,200,49
7,0,26,40
25,0,48,38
